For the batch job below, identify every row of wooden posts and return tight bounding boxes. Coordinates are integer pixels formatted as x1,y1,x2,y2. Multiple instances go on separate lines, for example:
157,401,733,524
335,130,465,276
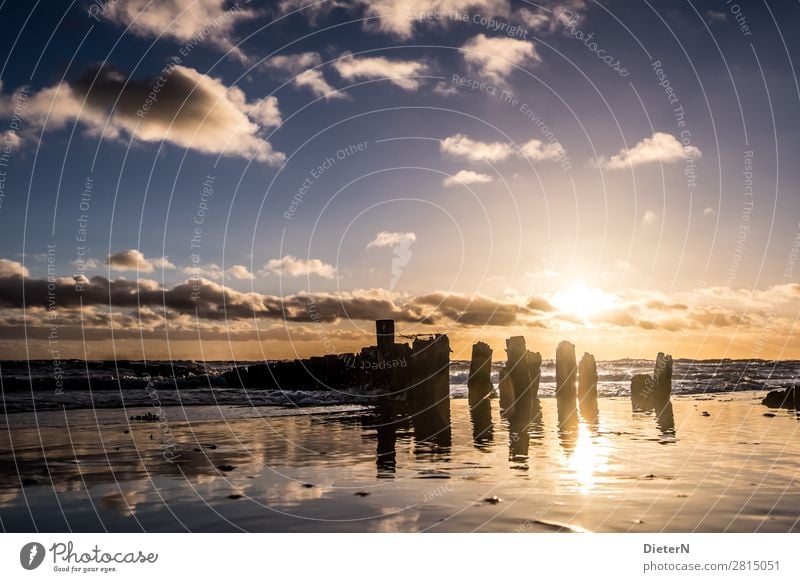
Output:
466,336,675,423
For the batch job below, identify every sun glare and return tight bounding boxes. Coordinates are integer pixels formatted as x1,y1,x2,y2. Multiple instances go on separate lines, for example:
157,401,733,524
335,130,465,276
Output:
551,286,617,319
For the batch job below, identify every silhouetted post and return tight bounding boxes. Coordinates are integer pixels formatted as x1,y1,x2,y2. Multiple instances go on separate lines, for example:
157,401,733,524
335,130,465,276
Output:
630,373,653,411
410,334,451,446
467,342,493,405
555,341,578,425
498,365,514,415
376,319,395,360
578,352,599,421
506,337,533,425
467,342,494,445
652,352,673,413
527,350,543,421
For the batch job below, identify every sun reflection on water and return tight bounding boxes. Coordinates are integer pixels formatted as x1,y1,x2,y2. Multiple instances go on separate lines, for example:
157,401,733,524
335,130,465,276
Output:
563,420,610,494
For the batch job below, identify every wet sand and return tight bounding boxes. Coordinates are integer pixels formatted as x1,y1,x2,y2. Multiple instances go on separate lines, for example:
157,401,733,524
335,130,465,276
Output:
1,393,798,532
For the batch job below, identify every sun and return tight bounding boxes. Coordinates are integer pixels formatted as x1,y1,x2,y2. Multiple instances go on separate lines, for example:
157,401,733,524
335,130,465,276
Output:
551,285,618,319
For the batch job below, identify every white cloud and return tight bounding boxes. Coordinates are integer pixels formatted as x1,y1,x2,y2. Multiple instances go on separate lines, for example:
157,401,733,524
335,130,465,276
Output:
359,0,510,38
1,130,21,150
107,250,176,272
0,64,285,164
184,263,255,280
332,52,428,91
440,133,514,163
515,1,587,34
264,52,344,100
443,170,494,187
460,34,539,86
104,0,258,62
441,134,566,164
184,263,224,280
294,69,345,100
520,139,566,162
70,257,102,270
226,264,255,280
366,231,417,248
277,0,511,39
263,255,336,279
265,52,322,73
245,95,282,127
433,81,459,97
0,259,29,277
642,210,658,225
703,207,716,217
597,132,702,170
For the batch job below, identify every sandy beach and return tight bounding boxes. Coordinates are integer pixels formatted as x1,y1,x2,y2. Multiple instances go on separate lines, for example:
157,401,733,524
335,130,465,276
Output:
2,393,797,532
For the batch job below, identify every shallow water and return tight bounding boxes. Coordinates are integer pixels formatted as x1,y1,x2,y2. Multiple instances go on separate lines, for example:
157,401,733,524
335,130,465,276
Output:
0,393,798,532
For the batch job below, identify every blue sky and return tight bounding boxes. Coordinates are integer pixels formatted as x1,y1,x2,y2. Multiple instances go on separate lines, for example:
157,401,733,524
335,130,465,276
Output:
0,0,799,360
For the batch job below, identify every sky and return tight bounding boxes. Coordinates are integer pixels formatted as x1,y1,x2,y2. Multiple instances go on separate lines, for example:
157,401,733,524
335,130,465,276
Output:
0,0,798,361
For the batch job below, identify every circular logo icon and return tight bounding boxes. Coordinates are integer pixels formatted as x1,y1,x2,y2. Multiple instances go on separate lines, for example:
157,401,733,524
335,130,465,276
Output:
20,542,46,570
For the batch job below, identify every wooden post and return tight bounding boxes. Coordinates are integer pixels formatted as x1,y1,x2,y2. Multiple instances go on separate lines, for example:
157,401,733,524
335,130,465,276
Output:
498,365,514,415
410,334,451,446
467,342,493,405
652,352,673,413
467,342,494,445
555,341,578,425
630,373,653,411
506,337,533,425
578,352,599,421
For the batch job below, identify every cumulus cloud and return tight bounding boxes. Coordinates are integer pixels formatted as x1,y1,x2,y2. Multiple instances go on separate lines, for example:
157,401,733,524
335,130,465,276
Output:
226,264,255,280
2,260,799,357
440,133,513,163
0,266,528,327
433,81,459,97
184,263,224,280
441,133,566,164
366,231,417,249
520,139,566,162
443,170,494,187
103,0,259,62
332,52,428,91
265,51,322,73
596,132,701,170
294,69,345,100
262,255,337,279
0,259,29,278
460,34,539,86
515,0,587,34
184,263,254,280
359,0,510,38
264,52,345,100
276,0,511,39
703,207,716,217
107,250,176,272
1,63,284,164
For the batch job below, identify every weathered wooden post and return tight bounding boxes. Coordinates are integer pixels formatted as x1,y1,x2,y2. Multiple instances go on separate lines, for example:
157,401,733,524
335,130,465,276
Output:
498,365,514,415
410,334,451,446
578,352,599,422
468,342,494,445
506,337,533,425
555,341,578,425
652,352,673,413
630,373,653,411
467,342,493,405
